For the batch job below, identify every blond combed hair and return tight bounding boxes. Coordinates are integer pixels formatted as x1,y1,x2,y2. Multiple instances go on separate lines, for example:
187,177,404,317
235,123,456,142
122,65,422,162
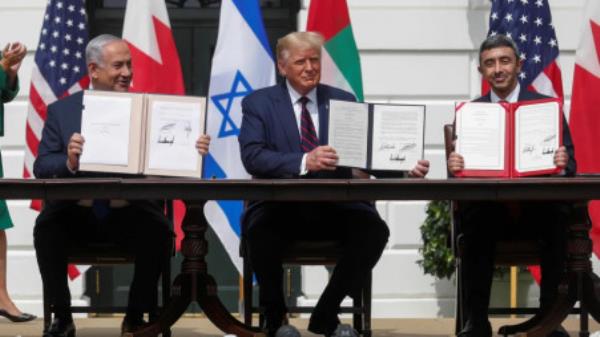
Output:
276,31,324,64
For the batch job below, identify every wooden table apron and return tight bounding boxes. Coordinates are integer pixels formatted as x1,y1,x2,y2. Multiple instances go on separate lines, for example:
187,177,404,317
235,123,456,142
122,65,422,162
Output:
3,177,600,337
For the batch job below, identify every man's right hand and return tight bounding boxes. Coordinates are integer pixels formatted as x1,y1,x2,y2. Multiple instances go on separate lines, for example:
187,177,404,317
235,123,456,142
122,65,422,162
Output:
447,152,464,175
306,145,338,172
67,133,85,172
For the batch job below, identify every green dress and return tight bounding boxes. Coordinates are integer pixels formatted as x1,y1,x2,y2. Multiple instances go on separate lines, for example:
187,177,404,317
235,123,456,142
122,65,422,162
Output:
0,62,18,230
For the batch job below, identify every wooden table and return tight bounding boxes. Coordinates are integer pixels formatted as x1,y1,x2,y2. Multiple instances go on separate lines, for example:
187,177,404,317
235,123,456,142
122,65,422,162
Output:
4,177,600,337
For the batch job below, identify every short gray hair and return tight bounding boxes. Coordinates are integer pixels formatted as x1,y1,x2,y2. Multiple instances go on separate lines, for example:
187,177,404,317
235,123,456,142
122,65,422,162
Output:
85,34,122,66
276,31,324,64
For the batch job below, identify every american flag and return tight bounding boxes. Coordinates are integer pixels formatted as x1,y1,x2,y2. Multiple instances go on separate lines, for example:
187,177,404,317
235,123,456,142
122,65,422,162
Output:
24,0,90,210
486,0,563,99
486,0,563,283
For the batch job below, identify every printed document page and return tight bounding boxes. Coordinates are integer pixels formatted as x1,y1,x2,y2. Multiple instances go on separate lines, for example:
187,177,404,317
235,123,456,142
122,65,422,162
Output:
146,98,203,172
456,103,505,170
328,100,369,168
80,94,132,166
371,104,424,171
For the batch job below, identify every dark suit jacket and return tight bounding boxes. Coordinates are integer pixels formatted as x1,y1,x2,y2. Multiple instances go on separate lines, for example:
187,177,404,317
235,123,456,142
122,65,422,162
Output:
33,91,163,214
473,89,576,176
238,82,375,222
239,82,356,179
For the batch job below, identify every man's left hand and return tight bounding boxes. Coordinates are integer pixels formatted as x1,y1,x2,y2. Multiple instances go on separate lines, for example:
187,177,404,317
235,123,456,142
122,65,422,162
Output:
554,146,568,169
408,159,430,178
195,134,211,155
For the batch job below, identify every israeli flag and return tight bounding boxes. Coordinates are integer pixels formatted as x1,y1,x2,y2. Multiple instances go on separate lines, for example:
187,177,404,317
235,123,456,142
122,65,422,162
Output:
203,0,275,273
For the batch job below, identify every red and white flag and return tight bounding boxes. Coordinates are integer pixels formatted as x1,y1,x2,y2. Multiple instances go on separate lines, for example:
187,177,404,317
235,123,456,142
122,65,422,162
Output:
568,0,600,259
123,0,187,250
123,0,184,94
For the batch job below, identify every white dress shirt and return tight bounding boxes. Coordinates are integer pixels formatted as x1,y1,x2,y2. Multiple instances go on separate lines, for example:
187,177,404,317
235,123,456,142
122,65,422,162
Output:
490,83,520,104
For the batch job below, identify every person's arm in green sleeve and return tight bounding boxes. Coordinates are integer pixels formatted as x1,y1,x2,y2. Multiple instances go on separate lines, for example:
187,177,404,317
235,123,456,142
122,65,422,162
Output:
0,42,26,103
0,65,19,104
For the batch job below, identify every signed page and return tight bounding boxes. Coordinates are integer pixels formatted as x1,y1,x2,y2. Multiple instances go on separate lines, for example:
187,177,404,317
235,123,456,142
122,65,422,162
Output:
455,102,506,170
144,95,205,177
514,101,559,173
371,104,425,171
80,91,137,169
328,100,369,168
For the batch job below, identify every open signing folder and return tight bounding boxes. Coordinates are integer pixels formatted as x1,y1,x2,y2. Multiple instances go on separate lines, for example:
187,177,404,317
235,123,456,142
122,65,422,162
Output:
328,99,426,172
79,90,206,178
454,98,562,177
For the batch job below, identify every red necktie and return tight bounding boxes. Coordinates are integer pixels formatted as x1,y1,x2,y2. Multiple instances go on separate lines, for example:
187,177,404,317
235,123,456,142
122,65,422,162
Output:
299,96,319,152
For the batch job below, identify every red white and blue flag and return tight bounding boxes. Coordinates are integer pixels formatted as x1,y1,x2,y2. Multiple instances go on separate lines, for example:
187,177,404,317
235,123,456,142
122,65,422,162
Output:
485,0,564,282
24,0,90,208
24,0,90,279
485,0,563,99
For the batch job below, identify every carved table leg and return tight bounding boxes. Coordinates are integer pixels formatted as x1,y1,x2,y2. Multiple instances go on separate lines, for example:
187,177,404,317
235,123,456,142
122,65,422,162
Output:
497,309,544,336
571,203,600,324
129,200,264,337
499,274,576,337
503,202,595,337
198,273,263,337
128,274,192,337
515,274,577,337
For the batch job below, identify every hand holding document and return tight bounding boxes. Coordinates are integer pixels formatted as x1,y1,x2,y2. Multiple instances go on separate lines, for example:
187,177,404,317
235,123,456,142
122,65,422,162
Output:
454,98,561,177
80,90,206,177
328,100,426,172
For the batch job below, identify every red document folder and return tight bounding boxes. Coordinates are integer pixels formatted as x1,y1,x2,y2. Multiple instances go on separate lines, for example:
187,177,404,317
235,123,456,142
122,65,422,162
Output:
454,98,563,178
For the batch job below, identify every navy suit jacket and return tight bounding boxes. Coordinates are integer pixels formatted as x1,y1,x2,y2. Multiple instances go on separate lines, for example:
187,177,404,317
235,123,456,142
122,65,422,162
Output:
239,82,356,179
34,91,86,180
474,89,576,176
33,91,161,213
238,82,375,222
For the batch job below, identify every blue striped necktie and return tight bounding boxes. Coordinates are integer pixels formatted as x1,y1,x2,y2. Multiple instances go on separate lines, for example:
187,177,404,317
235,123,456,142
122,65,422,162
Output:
299,96,319,152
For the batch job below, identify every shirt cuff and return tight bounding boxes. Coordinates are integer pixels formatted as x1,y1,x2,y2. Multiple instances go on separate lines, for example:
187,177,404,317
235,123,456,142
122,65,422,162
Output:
300,153,309,176
66,160,77,175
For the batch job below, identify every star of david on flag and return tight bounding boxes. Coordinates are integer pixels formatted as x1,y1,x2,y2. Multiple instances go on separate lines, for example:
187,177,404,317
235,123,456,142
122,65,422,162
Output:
211,70,253,138
203,0,275,274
